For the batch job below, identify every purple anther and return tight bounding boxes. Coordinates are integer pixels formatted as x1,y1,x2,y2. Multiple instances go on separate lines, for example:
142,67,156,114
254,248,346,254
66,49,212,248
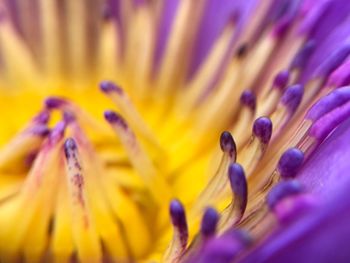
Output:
49,121,66,143
281,84,303,113
253,117,273,144
278,148,304,179
99,81,123,94
30,125,50,137
306,86,350,122
201,207,219,238
104,110,128,130
266,180,303,209
240,90,256,111
33,110,50,124
169,199,188,247
220,131,237,159
273,70,290,90
228,163,248,214
45,97,67,109
64,138,77,159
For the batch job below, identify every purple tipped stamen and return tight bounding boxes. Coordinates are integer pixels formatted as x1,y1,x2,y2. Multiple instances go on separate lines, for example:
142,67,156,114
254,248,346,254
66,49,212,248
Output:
45,97,67,109
33,110,50,124
253,117,273,144
169,199,188,248
99,81,123,94
30,125,50,137
228,163,248,214
240,90,256,111
266,180,303,210
278,148,304,179
64,138,77,159
281,84,303,113
273,70,289,90
201,207,219,238
220,131,236,159
48,121,66,143
170,199,187,229
104,110,128,130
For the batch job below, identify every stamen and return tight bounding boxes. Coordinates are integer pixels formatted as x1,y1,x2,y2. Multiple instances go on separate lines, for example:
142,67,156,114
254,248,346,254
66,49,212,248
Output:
240,90,256,112
64,138,102,262
253,117,273,145
0,111,51,173
277,147,304,179
271,84,303,134
257,71,289,117
273,70,290,90
239,117,272,176
200,207,219,239
233,91,257,146
163,199,188,263
45,96,67,109
280,84,303,114
192,132,236,215
104,110,171,205
266,180,303,210
220,131,237,160
218,163,248,233
0,121,65,260
68,120,150,258
100,81,161,150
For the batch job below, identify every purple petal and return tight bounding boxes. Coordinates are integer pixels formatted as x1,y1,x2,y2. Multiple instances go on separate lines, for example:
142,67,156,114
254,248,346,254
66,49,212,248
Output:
238,182,350,263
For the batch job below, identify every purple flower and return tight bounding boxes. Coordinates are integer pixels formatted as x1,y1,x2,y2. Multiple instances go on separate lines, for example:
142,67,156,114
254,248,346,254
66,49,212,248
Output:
0,0,350,262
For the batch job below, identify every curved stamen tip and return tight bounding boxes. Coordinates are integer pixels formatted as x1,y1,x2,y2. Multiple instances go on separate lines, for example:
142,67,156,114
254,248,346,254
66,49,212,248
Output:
273,70,289,89
30,125,50,137
169,199,187,228
253,117,273,144
33,110,50,124
240,90,256,111
201,207,219,238
104,110,128,129
278,148,304,179
45,97,67,109
99,81,123,94
49,121,66,143
281,84,303,113
228,163,248,211
266,180,303,210
220,131,236,157
64,138,77,158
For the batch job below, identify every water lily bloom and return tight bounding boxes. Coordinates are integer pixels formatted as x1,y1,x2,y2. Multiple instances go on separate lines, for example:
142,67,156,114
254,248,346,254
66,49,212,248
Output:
2,0,350,262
